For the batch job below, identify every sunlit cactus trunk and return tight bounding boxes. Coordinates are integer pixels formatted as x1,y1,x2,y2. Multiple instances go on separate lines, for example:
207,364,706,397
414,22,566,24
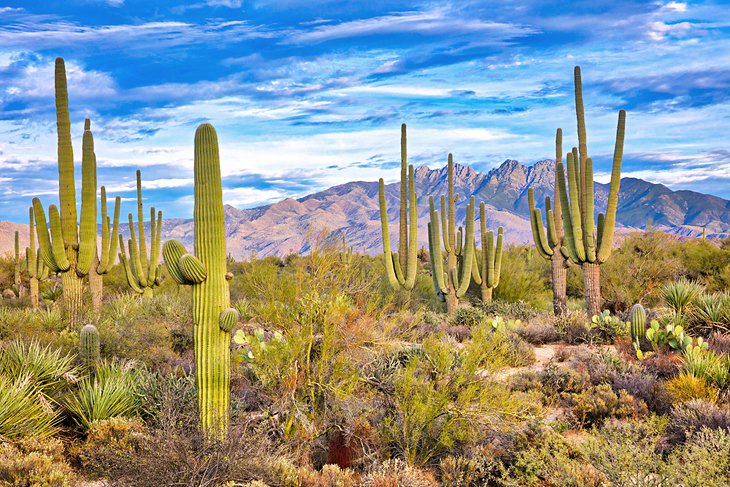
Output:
163,124,238,437
554,66,626,317
26,207,48,309
14,231,23,298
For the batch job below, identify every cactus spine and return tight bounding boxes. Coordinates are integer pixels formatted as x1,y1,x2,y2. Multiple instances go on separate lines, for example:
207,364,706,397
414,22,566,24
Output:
427,155,475,314
528,129,570,315
471,203,503,303
556,66,626,317
79,324,100,373
163,124,238,436
32,59,105,326
630,303,646,343
14,231,23,298
26,208,49,308
379,124,418,291
118,170,162,299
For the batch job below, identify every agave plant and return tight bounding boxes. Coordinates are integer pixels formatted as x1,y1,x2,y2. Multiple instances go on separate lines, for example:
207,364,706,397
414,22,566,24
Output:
65,360,139,431
0,374,60,439
0,340,78,400
692,292,730,333
662,279,704,316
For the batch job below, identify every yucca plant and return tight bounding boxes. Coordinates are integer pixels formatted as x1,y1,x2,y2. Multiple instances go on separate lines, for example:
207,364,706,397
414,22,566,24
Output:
662,279,704,316
0,374,60,439
0,340,78,400
65,360,139,431
692,293,730,334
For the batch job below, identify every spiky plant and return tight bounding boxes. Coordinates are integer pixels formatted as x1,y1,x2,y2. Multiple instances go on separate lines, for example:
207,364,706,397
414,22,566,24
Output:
555,66,626,317
528,129,570,315
26,207,50,309
379,124,418,291
89,186,122,311
32,58,119,325
163,123,239,436
118,170,163,299
471,202,503,303
662,279,704,316
427,155,475,313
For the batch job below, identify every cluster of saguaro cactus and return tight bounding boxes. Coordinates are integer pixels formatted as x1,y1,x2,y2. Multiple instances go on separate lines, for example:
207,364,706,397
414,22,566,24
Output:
379,124,418,292
528,129,570,315
119,170,162,299
472,203,503,303
427,155,475,313
554,66,626,317
163,124,239,436
79,324,100,373
26,208,49,308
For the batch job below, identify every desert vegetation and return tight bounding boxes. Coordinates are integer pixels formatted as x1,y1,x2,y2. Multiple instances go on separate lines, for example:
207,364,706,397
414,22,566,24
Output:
1,57,730,486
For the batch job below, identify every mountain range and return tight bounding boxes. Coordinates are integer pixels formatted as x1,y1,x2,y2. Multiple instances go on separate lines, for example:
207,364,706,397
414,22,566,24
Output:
2,159,729,258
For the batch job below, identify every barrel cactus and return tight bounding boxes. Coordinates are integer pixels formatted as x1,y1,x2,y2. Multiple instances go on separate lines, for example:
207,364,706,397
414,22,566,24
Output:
379,124,418,291
427,155,475,314
119,170,162,299
79,324,100,372
556,66,626,317
528,129,570,315
163,123,238,436
630,303,647,343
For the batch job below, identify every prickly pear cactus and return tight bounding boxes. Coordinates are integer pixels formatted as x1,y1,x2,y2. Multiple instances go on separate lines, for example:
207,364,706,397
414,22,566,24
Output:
163,123,238,436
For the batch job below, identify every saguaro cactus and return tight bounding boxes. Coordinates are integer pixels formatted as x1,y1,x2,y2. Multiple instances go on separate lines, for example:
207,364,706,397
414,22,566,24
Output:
528,129,570,315
163,124,238,436
378,124,418,291
89,187,122,311
79,324,100,373
32,58,104,326
26,208,49,308
427,155,475,314
556,66,626,317
118,170,162,299
471,203,503,303
14,231,23,298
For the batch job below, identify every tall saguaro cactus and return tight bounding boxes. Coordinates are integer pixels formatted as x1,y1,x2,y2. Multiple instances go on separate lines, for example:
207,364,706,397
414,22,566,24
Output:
379,124,418,291
89,186,122,311
472,203,503,303
14,231,23,298
32,58,102,326
528,129,570,315
26,208,49,308
427,155,475,314
556,66,626,317
163,124,238,436
119,170,162,299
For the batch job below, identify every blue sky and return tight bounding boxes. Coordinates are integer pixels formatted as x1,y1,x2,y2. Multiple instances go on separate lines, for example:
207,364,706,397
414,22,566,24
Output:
1,0,729,222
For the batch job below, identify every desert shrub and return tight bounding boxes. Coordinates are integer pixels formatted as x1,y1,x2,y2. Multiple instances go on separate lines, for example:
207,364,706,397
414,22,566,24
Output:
680,239,730,292
683,347,730,389
478,299,540,321
665,373,719,405
552,310,591,344
0,375,59,439
465,324,535,370
538,364,590,400
71,417,148,478
665,399,730,445
439,455,491,487
65,360,140,431
361,459,438,487
450,306,486,328
640,350,683,379
610,371,672,415
709,332,730,356
508,370,542,393
136,369,198,428
514,321,560,345
492,246,552,310
0,437,76,486
564,384,647,427
665,427,730,486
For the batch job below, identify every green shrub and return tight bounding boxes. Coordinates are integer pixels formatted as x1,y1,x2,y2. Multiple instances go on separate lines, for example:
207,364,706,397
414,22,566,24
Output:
478,299,540,320
565,384,647,427
665,373,719,405
361,459,438,487
665,428,730,486
450,306,486,328
0,437,76,486
665,399,730,445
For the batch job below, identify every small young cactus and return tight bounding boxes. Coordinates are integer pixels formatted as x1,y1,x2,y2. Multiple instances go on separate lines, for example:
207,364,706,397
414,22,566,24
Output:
163,123,238,436
79,324,100,372
629,303,647,343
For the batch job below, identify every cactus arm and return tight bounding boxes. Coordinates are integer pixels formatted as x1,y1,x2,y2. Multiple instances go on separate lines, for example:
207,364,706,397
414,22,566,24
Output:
480,202,488,284
179,254,208,283
398,124,408,270
403,165,418,290
38,250,49,280
49,205,70,271
127,213,148,288
447,154,456,251
596,110,626,263
597,213,605,250
528,188,552,258
493,227,503,287
392,253,406,286
455,197,475,298
471,239,482,285
100,195,121,274
98,186,110,272
566,152,586,262
553,128,563,238
545,197,559,249
118,240,143,294
486,230,495,288
163,239,191,285
135,170,149,278
32,199,60,273
428,198,448,294
583,157,596,263
28,208,37,279
147,208,162,285
574,67,588,220
440,195,451,253
54,58,78,246
427,222,446,299
219,308,240,333
556,162,579,264
455,227,463,256
378,178,401,289
77,119,97,276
